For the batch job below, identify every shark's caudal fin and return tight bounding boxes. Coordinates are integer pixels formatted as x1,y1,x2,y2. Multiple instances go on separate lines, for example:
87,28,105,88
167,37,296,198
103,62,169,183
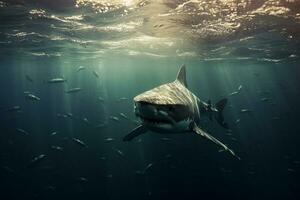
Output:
215,98,229,129
176,65,187,87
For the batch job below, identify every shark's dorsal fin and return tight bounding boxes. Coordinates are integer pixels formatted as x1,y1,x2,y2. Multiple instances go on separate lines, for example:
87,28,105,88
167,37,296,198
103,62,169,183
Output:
176,65,187,87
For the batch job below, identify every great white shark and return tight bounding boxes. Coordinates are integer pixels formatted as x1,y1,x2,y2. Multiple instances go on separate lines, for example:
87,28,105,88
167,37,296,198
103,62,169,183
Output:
123,65,240,159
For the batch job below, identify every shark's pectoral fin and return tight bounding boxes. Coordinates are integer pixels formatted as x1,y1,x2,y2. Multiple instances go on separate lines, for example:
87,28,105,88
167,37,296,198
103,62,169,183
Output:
193,125,240,160
123,125,148,141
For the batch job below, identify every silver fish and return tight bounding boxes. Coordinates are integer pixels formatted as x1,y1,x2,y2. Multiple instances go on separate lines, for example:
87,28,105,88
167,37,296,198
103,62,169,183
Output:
228,91,239,96
115,149,124,157
110,116,120,122
16,128,29,135
25,75,33,82
238,85,243,91
66,88,82,94
77,66,85,72
117,97,128,102
119,113,129,120
72,138,88,148
104,138,115,142
51,146,64,152
240,109,252,114
93,71,99,78
28,154,46,167
47,78,67,83
26,93,40,101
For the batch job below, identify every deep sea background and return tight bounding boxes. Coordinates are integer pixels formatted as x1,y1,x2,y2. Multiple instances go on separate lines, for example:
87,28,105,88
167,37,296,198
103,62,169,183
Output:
1,0,300,200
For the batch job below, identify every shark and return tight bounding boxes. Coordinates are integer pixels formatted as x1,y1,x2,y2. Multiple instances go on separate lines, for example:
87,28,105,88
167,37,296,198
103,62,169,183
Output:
123,65,240,159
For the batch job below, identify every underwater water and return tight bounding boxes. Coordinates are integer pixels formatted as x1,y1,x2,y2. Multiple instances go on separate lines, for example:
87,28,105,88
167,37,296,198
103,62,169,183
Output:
1,0,300,199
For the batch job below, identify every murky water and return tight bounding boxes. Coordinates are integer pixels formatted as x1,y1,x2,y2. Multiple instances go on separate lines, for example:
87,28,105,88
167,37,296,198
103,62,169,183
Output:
1,1,300,200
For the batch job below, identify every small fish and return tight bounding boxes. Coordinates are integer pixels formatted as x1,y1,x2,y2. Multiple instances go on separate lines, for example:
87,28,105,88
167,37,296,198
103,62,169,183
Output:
26,93,41,101
115,149,124,157
5,106,21,112
117,97,128,102
77,177,88,182
83,117,90,124
93,71,99,78
16,128,29,136
240,109,252,114
51,146,64,152
50,131,58,136
238,85,243,91
66,88,82,94
109,116,120,122
160,137,172,141
288,168,295,172
47,78,67,83
272,116,280,120
44,186,56,191
228,91,239,96
72,138,88,148
165,154,172,159
119,113,129,120
135,170,144,175
25,75,33,82
235,119,241,124
99,156,107,161
260,97,270,102
105,174,113,178
28,154,46,167
293,160,300,165
144,163,154,173
2,166,15,174
231,137,238,141
77,66,85,72
104,137,115,142
220,167,232,173
95,123,107,129
67,113,73,118
292,161,300,166
98,97,104,102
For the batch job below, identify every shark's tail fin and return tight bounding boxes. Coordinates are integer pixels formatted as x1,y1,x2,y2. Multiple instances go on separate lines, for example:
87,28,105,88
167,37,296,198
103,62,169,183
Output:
215,98,229,129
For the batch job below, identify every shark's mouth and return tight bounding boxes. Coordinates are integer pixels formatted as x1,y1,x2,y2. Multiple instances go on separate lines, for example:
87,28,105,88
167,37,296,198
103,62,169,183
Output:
136,114,172,125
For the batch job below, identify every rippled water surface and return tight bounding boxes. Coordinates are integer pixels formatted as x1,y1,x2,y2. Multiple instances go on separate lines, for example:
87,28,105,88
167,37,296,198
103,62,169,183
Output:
1,1,300,200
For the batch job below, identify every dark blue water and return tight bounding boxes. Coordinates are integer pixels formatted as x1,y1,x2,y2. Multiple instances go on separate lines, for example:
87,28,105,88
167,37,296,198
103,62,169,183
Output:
1,1,300,200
